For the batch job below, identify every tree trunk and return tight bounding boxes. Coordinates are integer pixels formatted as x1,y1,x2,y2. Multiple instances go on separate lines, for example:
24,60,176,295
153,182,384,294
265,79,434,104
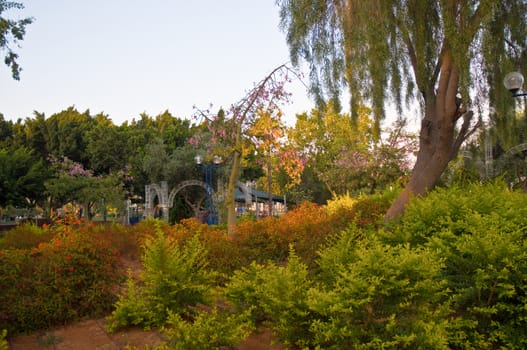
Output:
226,150,241,234
267,152,273,216
385,54,474,221
384,115,453,220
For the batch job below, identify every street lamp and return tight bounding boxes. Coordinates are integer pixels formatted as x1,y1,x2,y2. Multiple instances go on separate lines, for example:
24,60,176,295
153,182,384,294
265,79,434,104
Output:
504,71,527,97
195,154,221,225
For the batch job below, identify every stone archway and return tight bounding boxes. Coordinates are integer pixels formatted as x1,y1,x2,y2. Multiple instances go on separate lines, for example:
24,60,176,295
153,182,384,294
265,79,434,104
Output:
167,180,212,207
145,181,169,222
145,180,215,223
168,180,215,222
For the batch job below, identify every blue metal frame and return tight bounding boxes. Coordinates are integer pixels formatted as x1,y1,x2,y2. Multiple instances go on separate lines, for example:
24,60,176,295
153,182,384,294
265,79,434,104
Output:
197,163,220,225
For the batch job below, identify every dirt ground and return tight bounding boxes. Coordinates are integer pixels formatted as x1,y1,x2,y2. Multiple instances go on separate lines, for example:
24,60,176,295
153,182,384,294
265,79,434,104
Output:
8,318,284,349
7,257,285,349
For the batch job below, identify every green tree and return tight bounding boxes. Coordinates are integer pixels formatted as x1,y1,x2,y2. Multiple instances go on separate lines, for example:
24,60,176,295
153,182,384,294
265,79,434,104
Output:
0,113,14,147
120,114,162,198
15,112,49,159
290,107,416,196
0,146,48,208
152,110,193,153
85,113,128,174
277,0,524,219
45,107,96,165
0,0,33,80
45,157,124,220
291,106,376,195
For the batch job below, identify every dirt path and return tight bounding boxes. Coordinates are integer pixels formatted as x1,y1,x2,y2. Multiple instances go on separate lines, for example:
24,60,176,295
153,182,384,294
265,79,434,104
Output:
8,258,284,349
8,318,164,350
8,318,283,350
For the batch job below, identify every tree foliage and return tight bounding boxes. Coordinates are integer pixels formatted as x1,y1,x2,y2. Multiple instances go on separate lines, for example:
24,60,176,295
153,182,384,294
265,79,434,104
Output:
0,146,47,207
44,156,124,220
290,107,417,196
0,0,33,80
277,0,527,219
192,64,295,231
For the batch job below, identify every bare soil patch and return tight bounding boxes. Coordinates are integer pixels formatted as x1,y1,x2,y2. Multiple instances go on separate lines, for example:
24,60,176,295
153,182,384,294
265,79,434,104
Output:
8,257,284,349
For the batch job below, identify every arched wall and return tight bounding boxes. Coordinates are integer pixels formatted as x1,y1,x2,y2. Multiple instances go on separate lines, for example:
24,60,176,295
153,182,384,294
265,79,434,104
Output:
145,180,214,222
167,180,212,208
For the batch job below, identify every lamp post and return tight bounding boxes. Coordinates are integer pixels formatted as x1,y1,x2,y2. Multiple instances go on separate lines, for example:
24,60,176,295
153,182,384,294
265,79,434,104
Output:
195,154,221,225
504,71,527,97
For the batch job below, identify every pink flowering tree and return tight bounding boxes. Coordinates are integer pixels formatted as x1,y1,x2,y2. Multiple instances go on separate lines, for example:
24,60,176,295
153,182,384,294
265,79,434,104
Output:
45,156,126,221
290,107,417,196
192,64,296,232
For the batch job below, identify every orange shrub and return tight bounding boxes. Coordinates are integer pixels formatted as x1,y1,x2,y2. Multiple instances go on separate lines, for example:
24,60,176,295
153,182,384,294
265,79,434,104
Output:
0,225,123,334
0,223,55,249
231,203,335,269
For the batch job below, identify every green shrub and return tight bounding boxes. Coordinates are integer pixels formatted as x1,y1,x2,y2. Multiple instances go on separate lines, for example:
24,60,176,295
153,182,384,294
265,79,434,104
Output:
309,227,449,349
0,330,7,350
158,308,254,350
326,191,395,229
388,181,527,349
106,271,154,332
224,247,315,348
427,213,527,349
107,225,214,330
315,223,366,284
393,181,527,246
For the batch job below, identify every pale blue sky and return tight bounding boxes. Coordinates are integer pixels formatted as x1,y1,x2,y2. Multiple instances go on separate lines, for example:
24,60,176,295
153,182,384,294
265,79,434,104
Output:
1,1,314,125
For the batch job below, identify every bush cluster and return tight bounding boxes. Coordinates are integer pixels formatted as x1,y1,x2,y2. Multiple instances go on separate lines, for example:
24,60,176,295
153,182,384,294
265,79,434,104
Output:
220,182,527,349
4,184,526,349
167,196,391,276
0,224,123,334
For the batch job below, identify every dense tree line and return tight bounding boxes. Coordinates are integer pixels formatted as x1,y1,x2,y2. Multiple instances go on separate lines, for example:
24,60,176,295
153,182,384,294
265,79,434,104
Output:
0,104,418,223
0,108,199,221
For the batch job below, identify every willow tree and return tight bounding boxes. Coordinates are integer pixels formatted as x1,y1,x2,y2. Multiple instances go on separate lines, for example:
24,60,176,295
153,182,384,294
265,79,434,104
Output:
277,0,527,219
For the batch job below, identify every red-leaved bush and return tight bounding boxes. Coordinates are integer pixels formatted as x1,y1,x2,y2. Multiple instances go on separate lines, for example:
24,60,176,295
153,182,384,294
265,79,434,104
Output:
0,225,123,334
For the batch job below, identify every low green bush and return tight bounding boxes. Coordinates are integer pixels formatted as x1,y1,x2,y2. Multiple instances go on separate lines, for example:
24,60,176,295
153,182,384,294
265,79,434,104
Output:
392,181,527,246
0,330,7,350
224,247,316,348
158,308,254,350
428,213,527,349
390,181,527,349
107,225,214,331
309,226,450,349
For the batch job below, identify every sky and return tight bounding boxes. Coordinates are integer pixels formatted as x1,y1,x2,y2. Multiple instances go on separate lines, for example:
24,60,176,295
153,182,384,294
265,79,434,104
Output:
1,1,315,126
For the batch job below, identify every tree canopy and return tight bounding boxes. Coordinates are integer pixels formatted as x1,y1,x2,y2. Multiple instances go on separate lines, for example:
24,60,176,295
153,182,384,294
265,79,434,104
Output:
277,0,527,219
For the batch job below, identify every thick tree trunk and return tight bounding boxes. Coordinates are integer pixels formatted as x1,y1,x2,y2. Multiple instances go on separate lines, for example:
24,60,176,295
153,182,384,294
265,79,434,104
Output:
384,115,453,220
385,54,474,221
